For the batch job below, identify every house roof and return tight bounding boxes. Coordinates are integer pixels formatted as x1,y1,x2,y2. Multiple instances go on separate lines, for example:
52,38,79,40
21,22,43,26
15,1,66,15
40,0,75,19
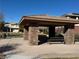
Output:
63,13,79,17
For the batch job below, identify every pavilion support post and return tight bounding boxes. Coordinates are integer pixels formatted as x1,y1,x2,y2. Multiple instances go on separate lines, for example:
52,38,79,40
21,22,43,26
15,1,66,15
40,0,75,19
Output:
28,26,39,45
64,24,75,44
24,26,29,40
49,25,55,38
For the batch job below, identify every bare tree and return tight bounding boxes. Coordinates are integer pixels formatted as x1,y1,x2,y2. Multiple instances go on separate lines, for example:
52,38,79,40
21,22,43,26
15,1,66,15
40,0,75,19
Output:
0,12,4,32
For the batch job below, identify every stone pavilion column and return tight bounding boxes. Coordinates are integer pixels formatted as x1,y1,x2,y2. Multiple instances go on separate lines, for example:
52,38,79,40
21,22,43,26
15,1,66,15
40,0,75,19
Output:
24,26,29,40
28,25,39,45
64,24,75,44
49,25,55,38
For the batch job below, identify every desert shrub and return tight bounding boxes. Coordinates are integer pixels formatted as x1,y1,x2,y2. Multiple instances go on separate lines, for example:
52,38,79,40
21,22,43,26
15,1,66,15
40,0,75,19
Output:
0,32,23,39
75,33,79,41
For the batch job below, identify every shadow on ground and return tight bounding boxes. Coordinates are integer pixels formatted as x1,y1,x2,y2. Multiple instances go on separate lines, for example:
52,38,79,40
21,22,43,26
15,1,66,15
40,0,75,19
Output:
0,43,22,59
38,35,48,45
38,35,64,45
0,44,20,53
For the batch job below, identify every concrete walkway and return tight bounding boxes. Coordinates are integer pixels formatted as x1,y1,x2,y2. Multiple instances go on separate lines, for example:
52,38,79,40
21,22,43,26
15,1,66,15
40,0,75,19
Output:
0,38,79,59
5,55,40,59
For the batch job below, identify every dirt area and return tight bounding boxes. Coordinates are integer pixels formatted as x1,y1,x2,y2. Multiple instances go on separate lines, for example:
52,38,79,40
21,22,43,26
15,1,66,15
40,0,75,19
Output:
0,38,79,59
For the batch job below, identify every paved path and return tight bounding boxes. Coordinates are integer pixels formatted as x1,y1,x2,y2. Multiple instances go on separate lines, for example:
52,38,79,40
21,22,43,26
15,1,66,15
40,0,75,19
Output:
5,55,40,59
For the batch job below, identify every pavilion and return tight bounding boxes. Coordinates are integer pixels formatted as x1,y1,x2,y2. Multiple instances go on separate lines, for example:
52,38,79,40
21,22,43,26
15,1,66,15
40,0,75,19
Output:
19,15,79,45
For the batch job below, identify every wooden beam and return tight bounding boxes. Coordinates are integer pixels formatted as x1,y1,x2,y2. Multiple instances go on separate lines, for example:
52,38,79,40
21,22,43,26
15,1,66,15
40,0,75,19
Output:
49,25,55,38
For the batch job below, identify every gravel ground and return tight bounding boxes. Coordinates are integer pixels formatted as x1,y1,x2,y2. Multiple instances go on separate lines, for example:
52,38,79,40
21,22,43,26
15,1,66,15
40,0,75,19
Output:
0,38,79,59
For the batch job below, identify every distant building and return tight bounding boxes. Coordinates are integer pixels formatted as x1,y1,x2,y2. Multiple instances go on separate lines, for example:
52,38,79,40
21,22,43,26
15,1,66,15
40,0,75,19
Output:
63,13,79,20
4,23,19,32
63,13,79,34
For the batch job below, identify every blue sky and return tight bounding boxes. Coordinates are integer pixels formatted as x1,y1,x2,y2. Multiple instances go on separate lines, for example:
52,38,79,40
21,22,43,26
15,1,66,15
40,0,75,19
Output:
0,0,79,23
